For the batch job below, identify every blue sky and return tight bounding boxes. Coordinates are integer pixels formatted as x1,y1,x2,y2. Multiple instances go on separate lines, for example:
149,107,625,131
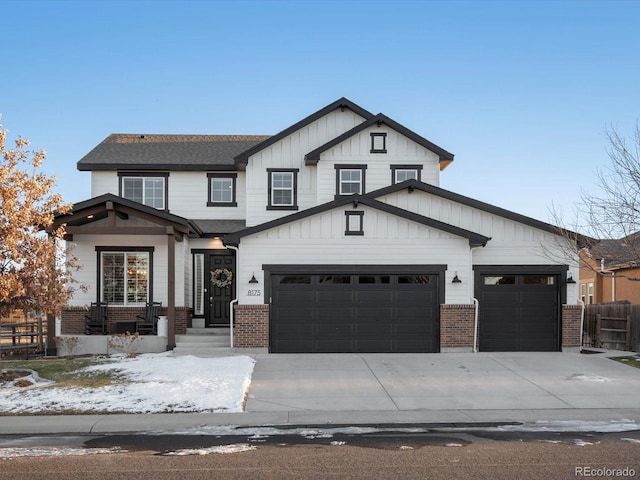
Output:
2,0,639,226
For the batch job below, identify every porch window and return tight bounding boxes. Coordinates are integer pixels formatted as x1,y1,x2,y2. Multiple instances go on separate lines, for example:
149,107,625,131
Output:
119,173,168,210
193,253,205,316
99,250,152,306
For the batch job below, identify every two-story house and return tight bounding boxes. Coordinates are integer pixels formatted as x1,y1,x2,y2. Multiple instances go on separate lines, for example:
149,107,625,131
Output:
54,98,582,353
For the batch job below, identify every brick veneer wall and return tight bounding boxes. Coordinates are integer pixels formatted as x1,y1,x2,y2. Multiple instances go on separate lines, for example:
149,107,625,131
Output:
562,304,582,348
60,306,191,335
440,304,476,349
234,304,269,348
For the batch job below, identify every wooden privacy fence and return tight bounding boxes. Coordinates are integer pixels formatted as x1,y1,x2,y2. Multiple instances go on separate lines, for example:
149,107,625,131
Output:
0,310,47,357
584,303,640,353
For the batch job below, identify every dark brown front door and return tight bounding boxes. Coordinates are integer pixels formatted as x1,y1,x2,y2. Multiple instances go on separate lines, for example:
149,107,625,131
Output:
206,253,235,327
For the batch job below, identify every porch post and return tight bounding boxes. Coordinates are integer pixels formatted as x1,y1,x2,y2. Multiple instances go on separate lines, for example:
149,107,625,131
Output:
166,227,176,350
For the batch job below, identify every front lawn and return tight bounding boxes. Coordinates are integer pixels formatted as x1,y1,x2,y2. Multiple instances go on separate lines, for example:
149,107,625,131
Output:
0,353,254,415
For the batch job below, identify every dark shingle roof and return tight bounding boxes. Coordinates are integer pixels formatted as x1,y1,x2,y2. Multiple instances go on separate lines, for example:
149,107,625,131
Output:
589,232,640,266
77,134,270,171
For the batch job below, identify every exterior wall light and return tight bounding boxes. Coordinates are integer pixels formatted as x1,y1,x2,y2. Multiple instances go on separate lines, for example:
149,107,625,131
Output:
452,274,462,284
249,273,259,284
566,274,576,284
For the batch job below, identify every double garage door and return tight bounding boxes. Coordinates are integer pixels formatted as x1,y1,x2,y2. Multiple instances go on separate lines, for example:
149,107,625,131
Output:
270,271,440,353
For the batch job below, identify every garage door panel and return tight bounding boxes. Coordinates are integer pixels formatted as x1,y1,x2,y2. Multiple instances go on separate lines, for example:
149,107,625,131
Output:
315,323,353,336
315,339,354,353
274,323,315,336
355,323,393,336
271,271,439,353
315,306,353,322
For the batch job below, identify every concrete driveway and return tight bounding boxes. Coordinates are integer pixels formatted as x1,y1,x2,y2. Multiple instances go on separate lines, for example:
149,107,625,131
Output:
245,352,640,413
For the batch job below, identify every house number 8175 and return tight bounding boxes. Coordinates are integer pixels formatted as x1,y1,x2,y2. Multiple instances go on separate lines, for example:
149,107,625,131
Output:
247,290,261,296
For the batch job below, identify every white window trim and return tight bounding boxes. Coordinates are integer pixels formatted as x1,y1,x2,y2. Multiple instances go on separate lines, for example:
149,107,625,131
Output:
121,175,166,210
339,169,362,195
100,251,150,306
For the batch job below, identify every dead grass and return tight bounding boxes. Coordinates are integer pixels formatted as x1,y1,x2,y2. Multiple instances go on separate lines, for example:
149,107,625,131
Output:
0,357,125,387
611,356,640,369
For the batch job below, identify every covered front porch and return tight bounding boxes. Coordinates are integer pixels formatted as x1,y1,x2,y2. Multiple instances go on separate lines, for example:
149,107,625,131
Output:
51,194,200,355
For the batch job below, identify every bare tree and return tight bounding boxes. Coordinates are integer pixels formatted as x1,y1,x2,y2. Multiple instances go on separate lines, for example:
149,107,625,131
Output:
0,116,82,318
546,122,640,282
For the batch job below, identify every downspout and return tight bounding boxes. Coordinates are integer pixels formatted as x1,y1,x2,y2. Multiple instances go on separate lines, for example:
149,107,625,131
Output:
225,244,239,350
469,245,483,353
577,299,585,351
473,298,479,353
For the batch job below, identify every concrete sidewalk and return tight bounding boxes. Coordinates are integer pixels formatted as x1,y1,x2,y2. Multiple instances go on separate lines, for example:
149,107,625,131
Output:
2,351,640,435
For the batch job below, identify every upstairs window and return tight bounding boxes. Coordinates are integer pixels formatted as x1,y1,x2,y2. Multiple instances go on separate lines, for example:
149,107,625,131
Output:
119,173,168,210
370,133,387,153
335,164,367,197
267,169,299,210
208,173,237,207
391,165,422,184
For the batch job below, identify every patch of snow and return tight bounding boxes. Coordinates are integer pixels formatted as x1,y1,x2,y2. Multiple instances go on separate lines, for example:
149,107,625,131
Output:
161,444,256,456
0,447,123,458
445,443,464,447
0,354,255,414
621,438,640,444
399,445,414,450
568,373,613,382
493,420,640,433
572,439,600,447
330,441,346,446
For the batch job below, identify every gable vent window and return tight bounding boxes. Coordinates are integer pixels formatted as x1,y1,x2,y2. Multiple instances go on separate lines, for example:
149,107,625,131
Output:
345,211,364,236
370,133,387,153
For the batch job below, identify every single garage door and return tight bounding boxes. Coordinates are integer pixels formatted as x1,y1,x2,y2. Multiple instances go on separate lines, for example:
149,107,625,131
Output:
270,273,440,353
477,273,560,352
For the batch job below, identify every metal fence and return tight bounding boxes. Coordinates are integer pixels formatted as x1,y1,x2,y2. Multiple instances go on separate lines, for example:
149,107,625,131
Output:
584,303,640,353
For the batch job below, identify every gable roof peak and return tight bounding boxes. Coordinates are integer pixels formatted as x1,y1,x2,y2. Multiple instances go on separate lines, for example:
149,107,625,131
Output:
233,97,374,167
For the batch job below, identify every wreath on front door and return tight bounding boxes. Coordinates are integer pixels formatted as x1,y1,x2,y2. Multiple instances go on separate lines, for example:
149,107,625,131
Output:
211,268,233,288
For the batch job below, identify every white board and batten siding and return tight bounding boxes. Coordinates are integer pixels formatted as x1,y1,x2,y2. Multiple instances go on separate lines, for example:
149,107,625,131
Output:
91,171,247,221
67,234,189,308
236,205,472,305
316,125,442,204
245,109,366,227
378,190,580,302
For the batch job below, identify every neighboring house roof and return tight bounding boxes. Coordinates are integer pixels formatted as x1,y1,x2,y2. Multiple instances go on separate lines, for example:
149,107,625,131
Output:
304,113,454,168
190,219,247,237
77,134,270,171
587,232,640,269
368,179,585,242
233,97,374,168
223,193,490,247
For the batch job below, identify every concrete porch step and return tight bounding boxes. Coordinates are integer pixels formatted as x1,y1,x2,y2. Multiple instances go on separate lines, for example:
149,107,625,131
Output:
171,346,233,357
173,327,231,355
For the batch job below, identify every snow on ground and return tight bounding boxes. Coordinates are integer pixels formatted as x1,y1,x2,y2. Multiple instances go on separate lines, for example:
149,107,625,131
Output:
0,353,255,414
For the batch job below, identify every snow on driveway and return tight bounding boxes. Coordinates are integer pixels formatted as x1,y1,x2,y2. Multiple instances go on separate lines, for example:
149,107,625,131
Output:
1,353,255,414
